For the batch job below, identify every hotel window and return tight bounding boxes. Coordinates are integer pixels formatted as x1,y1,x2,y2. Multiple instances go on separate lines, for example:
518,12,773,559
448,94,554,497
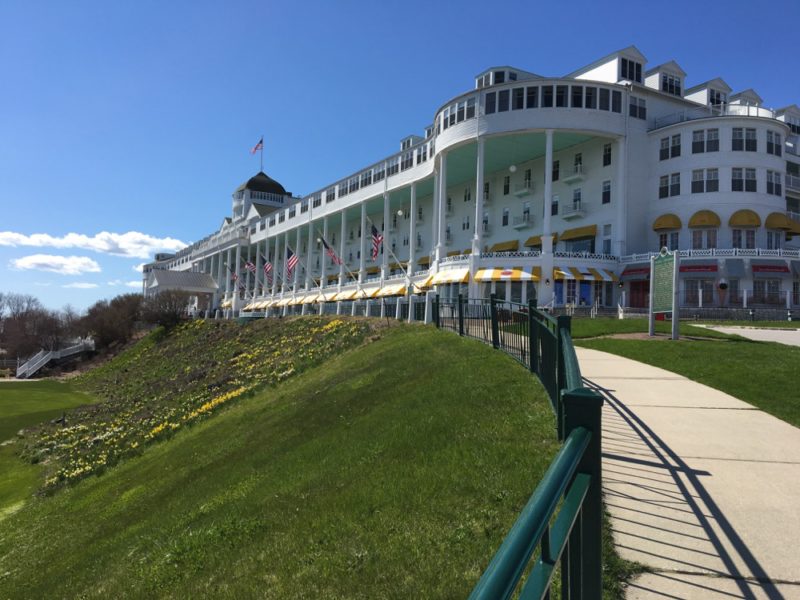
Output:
670,173,681,196
502,208,509,227
692,229,717,249
745,168,757,191
659,137,670,161
524,168,532,187
745,128,757,151
603,143,612,166
464,187,471,202
572,188,582,209
661,73,681,96
551,195,559,216
671,135,681,158
494,70,505,84
659,175,669,199
512,88,525,110
556,85,568,107
602,180,611,204
509,72,517,81
767,170,783,196
659,231,679,251
629,97,646,119
692,169,718,193
483,181,490,200
571,86,583,108
542,86,553,107
574,153,582,171
611,90,622,113
402,235,409,247
732,168,744,191
361,171,372,187
526,86,538,108
552,160,559,181
442,107,450,130
732,229,756,249
767,230,783,250
767,131,782,156
466,97,476,119
603,224,612,254
482,212,489,232
523,202,531,221
498,89,510,112
692,130,705,153
585,87,597,109
456,101,465,122
485,92,496,114
599,88,610,111
313,195,322,208
503,175,510,195
462,215,470,231
709,89,726,106
620,57,642,83
374,165,385,181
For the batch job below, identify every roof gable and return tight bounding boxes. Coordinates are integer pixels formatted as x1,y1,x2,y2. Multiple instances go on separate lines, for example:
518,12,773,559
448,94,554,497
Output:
685,77,732,94
645,60,686,78
730,88,763,105
566,45,647,78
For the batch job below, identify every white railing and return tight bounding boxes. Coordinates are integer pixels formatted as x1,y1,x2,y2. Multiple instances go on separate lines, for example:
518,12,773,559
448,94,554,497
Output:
441,254,470,264
553,251,616,261
652,104,777,130
16,340,95,379
786,174,800,190
513,214,533,228
480,250,542,259
619,247,800,263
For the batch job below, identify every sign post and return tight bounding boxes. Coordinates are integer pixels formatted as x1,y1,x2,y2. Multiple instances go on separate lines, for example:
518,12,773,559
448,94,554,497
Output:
649,248,680,340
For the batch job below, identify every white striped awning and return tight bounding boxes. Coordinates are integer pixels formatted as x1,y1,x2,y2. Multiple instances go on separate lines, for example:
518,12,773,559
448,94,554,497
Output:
431,267,470,285
302,294,319,305
376,283,407,297
474,266,540,282
276,297,293,307
334,289,358,301
354,286,381,299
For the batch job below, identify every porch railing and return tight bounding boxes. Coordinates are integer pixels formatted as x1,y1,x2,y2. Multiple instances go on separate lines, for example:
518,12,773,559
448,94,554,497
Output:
434,294,603,599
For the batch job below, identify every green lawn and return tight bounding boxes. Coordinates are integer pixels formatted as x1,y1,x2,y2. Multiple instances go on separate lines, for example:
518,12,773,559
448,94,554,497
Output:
0,326,562,599
0,380,95,443
576,336,800,428
569,318,738,340
0,381,96,519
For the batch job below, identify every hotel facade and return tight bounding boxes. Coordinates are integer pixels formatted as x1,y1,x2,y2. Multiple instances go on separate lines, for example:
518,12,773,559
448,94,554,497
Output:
143,46,800,315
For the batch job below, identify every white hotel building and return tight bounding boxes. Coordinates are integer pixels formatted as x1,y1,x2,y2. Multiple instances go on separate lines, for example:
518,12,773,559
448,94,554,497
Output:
143,46,800,315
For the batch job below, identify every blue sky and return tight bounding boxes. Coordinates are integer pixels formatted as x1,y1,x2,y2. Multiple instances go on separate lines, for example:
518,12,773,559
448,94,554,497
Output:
1,0,797,310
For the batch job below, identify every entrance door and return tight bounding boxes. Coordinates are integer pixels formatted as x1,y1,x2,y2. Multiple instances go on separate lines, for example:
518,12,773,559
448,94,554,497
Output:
630,281,649,308
579,281,592,306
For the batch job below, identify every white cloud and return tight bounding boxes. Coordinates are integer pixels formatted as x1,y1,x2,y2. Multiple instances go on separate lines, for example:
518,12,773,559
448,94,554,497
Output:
63,282,99,289
133,262,147,273
0,231,187,259
108,279,142,288
10,254,102,275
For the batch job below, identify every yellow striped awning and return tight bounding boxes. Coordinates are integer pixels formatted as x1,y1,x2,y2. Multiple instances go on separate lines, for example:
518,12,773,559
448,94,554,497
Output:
586,267,619,282
242,302,255,311
366,266,380,275
688,210,721,228
553,267,575,280
474,266,540,281
462,248,472,255
417,256,431,266
318,291,338,302
276,297,293,307
220,300,232,309
446,250,461,257
257,300,271,309
376,283,407,297
431,267,470,285
489,240,520,252
302,294,319,304
354,286,381,299
334,289,358,301
652,214,682,231
765,212,794,231
560,225,597,241
524,234,558,247
417,274,434,289
729,209,761,228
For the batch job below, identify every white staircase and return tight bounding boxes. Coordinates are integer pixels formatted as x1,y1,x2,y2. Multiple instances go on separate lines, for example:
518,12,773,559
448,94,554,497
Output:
15,340,95,379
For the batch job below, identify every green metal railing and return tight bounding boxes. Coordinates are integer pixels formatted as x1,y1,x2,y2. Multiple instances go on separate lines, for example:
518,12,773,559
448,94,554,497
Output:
435,294,603,599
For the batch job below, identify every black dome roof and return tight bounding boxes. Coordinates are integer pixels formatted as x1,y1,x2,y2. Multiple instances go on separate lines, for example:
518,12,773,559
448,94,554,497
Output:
236,171,286,196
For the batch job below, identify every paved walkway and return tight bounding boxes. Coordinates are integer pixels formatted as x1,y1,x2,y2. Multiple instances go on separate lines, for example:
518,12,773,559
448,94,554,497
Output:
703,326,800,348
576,347,800,600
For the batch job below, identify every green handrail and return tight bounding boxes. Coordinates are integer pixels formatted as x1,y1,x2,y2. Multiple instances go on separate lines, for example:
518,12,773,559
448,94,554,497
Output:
468,427,591,600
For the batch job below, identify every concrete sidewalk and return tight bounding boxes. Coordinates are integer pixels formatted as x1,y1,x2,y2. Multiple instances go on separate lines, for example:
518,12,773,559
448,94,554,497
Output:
576,347,800,600
703,326,800,347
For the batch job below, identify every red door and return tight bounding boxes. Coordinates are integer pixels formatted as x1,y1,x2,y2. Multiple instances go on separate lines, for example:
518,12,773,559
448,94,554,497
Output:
630,281,649,308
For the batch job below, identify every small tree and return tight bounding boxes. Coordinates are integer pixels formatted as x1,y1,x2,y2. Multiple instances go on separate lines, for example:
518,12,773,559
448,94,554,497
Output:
142,290,191,329
82,293,142,349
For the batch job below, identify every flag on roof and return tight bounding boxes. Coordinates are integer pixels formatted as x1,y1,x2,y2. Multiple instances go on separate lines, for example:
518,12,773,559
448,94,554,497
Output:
250,137,264,155
321,236,343,265
371,225,384,261
286,247,298,278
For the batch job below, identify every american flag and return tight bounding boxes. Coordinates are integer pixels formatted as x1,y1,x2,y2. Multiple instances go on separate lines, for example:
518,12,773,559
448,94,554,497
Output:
250,137,263,155
244,260,256,274
262,255,273,284
321,236,343,265
371,225,384,261
286,247,299,278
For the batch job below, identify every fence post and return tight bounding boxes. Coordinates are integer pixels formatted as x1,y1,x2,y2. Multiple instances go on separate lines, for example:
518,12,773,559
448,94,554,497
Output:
528,298,537,374
561,388,604,600
433,294,440,328
458,293,465,336
556,316,571,394
490,293,500,349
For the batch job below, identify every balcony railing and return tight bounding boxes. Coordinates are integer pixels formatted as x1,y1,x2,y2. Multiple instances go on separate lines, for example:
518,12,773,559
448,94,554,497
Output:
786,174,800,191
513,181,534,197
620,247,800,263
562,165,586,184
561,201,585,220
652,104,778,130
512,214,534,229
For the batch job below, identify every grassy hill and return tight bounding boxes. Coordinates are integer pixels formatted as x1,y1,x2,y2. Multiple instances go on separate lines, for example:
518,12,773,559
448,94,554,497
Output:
0,321,559,598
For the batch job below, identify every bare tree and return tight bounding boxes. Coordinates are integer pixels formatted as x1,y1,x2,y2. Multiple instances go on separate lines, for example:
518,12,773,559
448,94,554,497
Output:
141,290,191,329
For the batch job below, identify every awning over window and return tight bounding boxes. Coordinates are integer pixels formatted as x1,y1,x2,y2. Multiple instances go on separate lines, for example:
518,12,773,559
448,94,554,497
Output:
728,209,761,228
302,294,319,305
376,283,407,297
725,259,745,278
319,291,338,302
765,212,795,231
353,286,381,299
417,274,434,289
587,267,619,282
688,210,721,228
679,263,718,278
220,300,232,309
327,274,339,283
462,248,472,255
242,302,255,311
446,250,461,257
620,264,650,281
276,297,293,307
366,266,380,275
523,234,558,247
475,266,540,282
560,225,597,241
417,256,431,266
332,290,357,301
489,240,520,252
751,260,792,278
431,267,470,285
652,214,682,232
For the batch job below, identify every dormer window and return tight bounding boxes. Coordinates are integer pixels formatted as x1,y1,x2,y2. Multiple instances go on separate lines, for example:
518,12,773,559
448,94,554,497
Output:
494,70,505,84
661,74,681,96
620,57,642,83
509,71,517,81
709,89,727,106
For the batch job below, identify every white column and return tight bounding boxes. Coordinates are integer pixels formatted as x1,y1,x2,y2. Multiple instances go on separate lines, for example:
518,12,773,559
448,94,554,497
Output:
225,248,232,295
382,192,390,280
271,236,279,296
244,244,252,296
282,235,288,295
431,166,439,264
470,138,485,299
339,209,347,289
305,221,313,292
539,129,555,307
321,216,329,290
614,136,628,257
408,182,417,275
294,227,302,291
255,241,262,297
233,245,242,311
435,151,448,264
359,202,366,284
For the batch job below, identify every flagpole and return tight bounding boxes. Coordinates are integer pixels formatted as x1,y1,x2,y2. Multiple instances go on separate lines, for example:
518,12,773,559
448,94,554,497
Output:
260,134,264,172
315,228,360,286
